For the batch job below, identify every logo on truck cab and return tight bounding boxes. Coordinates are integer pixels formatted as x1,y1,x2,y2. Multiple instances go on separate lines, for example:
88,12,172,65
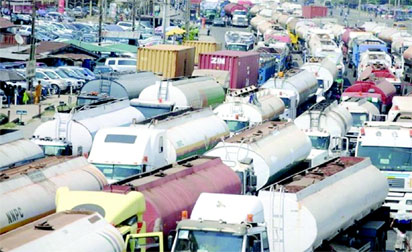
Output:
211,57,225,65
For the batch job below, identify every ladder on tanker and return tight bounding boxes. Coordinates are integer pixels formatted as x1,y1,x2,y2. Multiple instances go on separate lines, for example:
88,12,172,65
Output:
269,185,285,252
55,112,73,140
308,100,333,129
157,81,169,101
99,80,111,96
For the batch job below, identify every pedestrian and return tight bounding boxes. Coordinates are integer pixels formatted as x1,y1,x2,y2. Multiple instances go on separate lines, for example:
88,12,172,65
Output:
18,86,24,104
14,86,19,105
5,84,11,108
391,219,411,252
22,88,29,104
34,81,42,104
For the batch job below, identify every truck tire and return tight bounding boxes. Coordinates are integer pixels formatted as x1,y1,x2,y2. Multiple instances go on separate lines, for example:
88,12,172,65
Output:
51,84,60,95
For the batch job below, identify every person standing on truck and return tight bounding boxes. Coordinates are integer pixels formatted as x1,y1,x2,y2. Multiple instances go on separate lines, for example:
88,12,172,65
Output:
391,219,411,252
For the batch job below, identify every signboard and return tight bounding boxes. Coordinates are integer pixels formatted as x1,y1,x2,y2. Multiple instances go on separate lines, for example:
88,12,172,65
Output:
16,110,27,115
26,60,36,78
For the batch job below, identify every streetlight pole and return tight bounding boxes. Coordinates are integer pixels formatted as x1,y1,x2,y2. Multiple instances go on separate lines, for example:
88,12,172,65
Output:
132,0,136,31
152,0,155,35
162,0,166,43
185,0,189,40
28,0,36,91
98,0,102,45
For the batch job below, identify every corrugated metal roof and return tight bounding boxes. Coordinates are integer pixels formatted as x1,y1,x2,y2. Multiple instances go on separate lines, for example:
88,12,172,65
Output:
19,41,69,54
49,53,96,60
145,44,194,51
0,18,15,29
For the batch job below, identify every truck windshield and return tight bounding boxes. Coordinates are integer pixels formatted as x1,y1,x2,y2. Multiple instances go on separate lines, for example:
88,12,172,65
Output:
351,112,369,127
225,120,249,132
42,144,72,156
174,230,243,252
357,144,412,171
227,44,248,51
309,136,330,150
95,163,143,180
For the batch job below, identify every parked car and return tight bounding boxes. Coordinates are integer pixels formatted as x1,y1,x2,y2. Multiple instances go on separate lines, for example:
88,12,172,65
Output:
104,58,137,72
93,65,114,75
35,69,68,94
11,13,31,25
54,68,85,90
213,17,226,27
58,66,95,81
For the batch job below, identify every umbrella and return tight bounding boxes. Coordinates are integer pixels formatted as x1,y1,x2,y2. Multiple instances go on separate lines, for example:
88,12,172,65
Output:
166,27,186,36
0,70,25,82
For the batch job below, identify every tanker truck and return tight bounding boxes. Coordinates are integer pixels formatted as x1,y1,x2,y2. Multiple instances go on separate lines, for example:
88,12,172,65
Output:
261,68,318,120
0,211,126,252
214,86,285,133
0,156,107,234
0,129,43,171
356,50,393,79
300,57,338,101
130,76,225,118
294,100,353,167
340,97,380,154
387,95,412,122
88,108,229,182
206,121,312,190
171,157,390,252
356,121,412,219
77,71,160,106
31,98,145,156
55,156,244,251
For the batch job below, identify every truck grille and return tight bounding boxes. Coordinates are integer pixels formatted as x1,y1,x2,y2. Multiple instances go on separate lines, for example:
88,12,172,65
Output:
388,178,405,188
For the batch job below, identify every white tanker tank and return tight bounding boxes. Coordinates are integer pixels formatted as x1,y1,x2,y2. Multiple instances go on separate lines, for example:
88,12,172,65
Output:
294,100,353,166
0,129,44,171
31,98,145,156
206,121,312,189
300,57,338,100
88,108,230,183
0,211,124,252
131,76,225,118
259,156,388,252
251,16,267,31
214,86,285,133
0,156,108,234
262,69,317,119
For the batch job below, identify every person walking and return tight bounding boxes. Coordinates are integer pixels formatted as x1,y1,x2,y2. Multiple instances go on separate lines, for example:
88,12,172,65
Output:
22,88,29,104
34,81,42,104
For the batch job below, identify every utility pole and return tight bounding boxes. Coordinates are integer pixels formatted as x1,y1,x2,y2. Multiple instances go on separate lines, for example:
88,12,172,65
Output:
358,0,361,11
185,0,190,40
132,0,136,31
28,0,37,91
98,0,102,45
152,0,155,35
162,0,166,43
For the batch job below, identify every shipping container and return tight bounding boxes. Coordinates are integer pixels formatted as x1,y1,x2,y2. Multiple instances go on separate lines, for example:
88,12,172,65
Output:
198,50,259,89
302,5,328,19
137,45,195,79
182,40,221,65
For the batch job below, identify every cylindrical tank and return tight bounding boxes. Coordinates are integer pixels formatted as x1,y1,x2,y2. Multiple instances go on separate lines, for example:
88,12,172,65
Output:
345,80,396,108
264,29,291,43
287,18,301,33
271,12,282,23
258,9,273,19
301,58,338,93
377,27,400,44
206,121,312,189
294,100,353,137
135,76,225,110
274,69,318,106
224,3,247,15
259,157,388,252
105,156,241,235
0,157,108,234
296,25,311,41
0,129,44,171
258,21,273,35
249,5,263,17
32,99,145,156
78,72,160,105
404,46,412,61
214,89,285,130
251,16,267,31
277,15,292,28
0,211,124,252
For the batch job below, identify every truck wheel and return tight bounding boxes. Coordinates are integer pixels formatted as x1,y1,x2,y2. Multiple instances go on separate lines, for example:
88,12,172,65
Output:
51,84,60,95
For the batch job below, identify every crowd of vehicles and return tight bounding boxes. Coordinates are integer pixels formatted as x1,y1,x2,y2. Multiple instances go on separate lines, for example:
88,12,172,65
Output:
1,0,412,251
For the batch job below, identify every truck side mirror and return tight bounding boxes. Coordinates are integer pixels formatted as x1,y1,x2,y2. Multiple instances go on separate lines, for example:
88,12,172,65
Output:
252,240,261,251
168,232,176,250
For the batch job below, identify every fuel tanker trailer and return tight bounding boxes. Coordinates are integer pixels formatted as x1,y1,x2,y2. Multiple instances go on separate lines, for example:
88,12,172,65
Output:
300,57,338,100
131,76,225,118
0,211,125,252
206,121,312,190
261,69,318,120
0,129,43,171
88,108,230,182
31,98,145,156
0,156,107,234
214,86,285,133
259,157,389,252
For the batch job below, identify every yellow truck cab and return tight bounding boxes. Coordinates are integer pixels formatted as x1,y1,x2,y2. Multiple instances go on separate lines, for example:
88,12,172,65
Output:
56,187,146,238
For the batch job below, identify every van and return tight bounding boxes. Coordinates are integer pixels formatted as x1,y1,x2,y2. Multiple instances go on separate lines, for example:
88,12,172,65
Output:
105,58,137,72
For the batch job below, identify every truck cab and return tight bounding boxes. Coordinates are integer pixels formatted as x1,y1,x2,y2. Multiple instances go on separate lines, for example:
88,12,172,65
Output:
265,89,297,120
232,10,248,27
171,193,269,252
355,121,412,219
